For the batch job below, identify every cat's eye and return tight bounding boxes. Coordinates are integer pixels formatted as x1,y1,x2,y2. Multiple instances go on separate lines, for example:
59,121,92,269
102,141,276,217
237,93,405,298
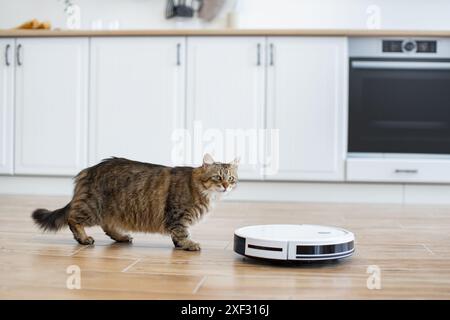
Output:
213,175,222,181
228,176,235,182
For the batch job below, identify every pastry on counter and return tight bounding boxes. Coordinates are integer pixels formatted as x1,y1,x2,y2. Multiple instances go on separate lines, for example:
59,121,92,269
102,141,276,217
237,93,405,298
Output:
15,19,52,30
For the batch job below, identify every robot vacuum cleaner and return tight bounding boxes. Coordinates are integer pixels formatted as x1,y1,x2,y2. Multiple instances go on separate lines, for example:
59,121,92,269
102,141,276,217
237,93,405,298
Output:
234,224,355,262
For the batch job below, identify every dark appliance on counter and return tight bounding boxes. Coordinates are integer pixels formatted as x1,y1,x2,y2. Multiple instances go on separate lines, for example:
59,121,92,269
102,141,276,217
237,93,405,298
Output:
166,0,197,19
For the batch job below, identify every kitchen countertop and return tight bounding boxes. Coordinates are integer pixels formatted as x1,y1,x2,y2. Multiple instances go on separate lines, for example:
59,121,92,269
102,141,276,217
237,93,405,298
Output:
1,29,450,37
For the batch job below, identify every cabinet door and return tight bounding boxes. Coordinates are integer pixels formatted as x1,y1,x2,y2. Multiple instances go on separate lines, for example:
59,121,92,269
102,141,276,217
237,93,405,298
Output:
15,38,88,175
0,39,14,175
266,37,347,181
187,37,265,179
89,37,185,166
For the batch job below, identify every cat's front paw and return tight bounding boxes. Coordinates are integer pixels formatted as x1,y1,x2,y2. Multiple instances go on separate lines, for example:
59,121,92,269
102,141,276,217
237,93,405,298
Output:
77,236,95,245
178,240,201,251
115,234,133,243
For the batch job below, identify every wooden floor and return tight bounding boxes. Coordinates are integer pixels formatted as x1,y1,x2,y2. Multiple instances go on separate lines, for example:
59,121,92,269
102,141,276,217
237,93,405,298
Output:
1,195,450,299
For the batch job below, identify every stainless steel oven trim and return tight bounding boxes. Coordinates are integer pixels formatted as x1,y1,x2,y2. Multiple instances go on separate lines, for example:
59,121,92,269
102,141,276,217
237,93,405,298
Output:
351,60,450,70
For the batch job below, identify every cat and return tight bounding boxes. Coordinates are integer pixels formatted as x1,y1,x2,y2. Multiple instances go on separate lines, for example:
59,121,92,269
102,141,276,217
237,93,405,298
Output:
32,154,239,251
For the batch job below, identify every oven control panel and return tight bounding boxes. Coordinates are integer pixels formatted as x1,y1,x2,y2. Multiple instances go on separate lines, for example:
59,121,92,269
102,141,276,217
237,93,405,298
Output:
349,38,449,58
382,40,437,53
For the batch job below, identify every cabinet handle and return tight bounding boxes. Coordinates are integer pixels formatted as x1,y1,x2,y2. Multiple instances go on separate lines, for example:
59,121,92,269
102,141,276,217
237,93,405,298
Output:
394,169,418,174
256,43,261,66
4,44,10,66
176,43,181,66
16,44,22,66
269,43,274,66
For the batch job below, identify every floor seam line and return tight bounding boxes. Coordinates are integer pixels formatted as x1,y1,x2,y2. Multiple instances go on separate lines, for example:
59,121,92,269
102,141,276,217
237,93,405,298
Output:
192,275,207,294
421,244,435,255
69,246,88,257
121,258,142,273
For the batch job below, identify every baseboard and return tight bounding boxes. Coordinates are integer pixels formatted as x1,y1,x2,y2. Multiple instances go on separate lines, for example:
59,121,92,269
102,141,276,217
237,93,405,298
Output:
0,175,74,196
226,181,404,204
1,175,450,204
403,184,450,204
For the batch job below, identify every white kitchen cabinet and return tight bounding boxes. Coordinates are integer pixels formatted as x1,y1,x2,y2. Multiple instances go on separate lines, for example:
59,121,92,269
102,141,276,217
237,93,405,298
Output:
0,39,15,175
89,37,186,167
14,38,88,175
186,37,265,179
347,157,450,183
266,37,347,181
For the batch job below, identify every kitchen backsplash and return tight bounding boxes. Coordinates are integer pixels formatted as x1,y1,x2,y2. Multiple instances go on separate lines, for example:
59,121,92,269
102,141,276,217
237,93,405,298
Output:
1,0,450,30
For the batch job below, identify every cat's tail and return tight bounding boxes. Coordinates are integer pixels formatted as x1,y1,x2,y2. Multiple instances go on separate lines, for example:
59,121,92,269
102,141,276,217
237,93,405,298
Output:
32,203,70,232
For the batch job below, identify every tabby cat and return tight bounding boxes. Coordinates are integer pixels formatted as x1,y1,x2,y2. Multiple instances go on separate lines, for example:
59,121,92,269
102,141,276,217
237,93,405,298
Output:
32,154,239,251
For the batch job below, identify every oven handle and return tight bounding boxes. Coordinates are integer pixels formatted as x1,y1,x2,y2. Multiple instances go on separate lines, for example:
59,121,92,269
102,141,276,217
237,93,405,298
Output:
352,60,450,70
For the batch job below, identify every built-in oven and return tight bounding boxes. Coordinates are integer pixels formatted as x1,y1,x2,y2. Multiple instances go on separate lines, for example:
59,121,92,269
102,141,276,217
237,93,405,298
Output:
348,38,450,155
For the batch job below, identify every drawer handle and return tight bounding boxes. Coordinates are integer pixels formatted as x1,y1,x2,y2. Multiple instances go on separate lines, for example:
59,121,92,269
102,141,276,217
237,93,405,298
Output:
5,44,10,66
269,43,274,66
394,169,418,174
16,44,22,66
176,43,181,66
256,43,261,66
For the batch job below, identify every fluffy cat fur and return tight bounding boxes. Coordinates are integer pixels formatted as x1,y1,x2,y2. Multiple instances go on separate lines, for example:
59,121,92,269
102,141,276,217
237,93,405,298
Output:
32,154,239,251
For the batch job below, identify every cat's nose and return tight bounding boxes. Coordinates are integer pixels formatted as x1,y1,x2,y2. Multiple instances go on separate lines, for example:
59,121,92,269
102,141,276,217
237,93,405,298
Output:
222,182,229,189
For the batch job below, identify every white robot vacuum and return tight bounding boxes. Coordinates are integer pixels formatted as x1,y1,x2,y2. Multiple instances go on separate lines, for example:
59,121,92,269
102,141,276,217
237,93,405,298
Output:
234,224,355,262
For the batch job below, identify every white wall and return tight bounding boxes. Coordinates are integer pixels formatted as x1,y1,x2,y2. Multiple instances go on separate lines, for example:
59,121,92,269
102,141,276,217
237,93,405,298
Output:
1,0,450,30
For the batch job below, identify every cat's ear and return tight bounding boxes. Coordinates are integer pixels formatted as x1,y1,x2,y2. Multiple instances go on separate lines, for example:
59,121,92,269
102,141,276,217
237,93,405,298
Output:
203,153,215,166
230,157,240,167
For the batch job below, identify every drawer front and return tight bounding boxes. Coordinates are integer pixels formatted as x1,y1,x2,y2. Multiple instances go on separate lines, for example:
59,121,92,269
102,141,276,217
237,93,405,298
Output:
346,158,450,183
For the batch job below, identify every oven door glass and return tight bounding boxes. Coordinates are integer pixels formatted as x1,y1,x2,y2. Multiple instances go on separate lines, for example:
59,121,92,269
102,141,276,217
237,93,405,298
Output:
349,58,450,154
